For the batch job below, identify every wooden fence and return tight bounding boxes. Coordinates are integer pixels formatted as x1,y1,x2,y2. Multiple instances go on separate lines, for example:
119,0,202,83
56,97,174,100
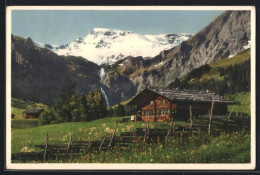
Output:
11,113,250,162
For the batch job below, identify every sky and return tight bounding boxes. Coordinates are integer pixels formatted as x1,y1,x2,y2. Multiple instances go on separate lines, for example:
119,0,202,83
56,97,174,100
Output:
11,10,224,45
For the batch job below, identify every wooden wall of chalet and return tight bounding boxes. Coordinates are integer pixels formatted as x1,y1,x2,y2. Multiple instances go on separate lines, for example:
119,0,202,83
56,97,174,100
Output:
141,95,228,122
141,96,176,122
176,102,228,120
25,113,39,119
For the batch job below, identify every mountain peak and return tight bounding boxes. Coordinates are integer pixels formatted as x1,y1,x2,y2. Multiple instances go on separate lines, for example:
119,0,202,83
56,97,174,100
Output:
91,28,134,36
92,28,113,32
24,37,35,48
41,29,191,65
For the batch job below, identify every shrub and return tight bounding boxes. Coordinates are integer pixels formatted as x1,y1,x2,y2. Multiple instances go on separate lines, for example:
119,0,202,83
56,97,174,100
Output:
38,108,56,125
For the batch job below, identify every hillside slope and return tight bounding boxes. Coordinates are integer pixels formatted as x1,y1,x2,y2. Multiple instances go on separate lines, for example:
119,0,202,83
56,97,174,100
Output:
169,49,250,95
12,35,101,104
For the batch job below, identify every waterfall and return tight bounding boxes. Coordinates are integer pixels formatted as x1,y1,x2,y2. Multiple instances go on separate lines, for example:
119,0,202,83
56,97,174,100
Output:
99,68,110,107
101,87,110,107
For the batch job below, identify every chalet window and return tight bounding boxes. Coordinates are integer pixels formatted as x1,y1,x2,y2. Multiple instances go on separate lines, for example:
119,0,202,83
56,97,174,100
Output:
163,109,166,115
149,110,153,116
159,109,169,115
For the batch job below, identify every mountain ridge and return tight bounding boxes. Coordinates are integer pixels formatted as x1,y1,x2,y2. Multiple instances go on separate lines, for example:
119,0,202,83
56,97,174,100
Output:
11,35,101,105
35,28,192,65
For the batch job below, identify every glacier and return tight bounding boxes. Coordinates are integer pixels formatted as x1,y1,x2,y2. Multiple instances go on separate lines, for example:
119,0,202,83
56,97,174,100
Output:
38,28,192,65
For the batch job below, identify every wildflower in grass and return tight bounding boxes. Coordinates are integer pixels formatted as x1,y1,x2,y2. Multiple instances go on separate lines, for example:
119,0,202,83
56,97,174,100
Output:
126,125,132,131
90,127,97,132
200,144,207,150
62,135,68,141
20,147,35,152
105,127,114,134
122,146,128,150
101,123,106,127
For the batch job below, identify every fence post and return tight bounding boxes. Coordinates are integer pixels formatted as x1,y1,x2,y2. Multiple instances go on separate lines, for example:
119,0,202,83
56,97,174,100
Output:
189,104,193,132
240,97,246,118
143,122,147,143
228,104,236,120
43,133,48,162
165,118,174,144
67,134,72,152
109,126,117,148
88,137,91,148
99,137,105,151
170,117,173,129
27,140,32,152
165,128,171,144
208,99,215,135
147,122,150,142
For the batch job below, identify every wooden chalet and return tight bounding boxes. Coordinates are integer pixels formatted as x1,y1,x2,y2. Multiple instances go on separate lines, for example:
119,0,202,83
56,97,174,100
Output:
24,108,44,119
128,87,234,122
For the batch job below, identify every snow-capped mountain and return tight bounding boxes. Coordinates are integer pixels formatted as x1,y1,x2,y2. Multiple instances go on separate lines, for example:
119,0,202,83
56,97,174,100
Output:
37,28,192,65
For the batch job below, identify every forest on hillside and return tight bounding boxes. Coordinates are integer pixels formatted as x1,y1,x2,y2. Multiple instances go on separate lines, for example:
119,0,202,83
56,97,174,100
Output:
169,60,250,95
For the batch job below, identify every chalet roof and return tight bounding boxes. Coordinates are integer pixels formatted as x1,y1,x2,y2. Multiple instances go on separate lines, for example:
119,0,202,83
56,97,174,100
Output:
150,87,232,103
128,87,234,107
24,108,44,114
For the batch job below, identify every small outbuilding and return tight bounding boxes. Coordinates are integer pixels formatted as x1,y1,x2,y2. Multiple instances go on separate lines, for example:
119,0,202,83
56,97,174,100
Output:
128,87,234,122
24,108,44,119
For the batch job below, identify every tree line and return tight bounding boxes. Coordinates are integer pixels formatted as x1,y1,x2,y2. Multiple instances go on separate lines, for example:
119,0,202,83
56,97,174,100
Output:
39,80,137,125
39,80,107,125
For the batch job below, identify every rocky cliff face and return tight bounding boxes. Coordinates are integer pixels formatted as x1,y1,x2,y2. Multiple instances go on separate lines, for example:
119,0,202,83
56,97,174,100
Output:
100,10,251,104
11,35,101,105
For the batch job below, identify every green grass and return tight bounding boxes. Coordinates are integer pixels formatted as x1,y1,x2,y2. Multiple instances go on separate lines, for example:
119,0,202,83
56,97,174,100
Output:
12,116,250,163
11,119,39,129
210,49,250,69
11,116,186,154
226,92,251,115
200,49,250,82
69,130,250,163
11,98,47,119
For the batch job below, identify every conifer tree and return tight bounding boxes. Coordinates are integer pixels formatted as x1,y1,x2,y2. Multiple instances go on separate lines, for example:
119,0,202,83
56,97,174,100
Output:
86,90,95,121
94,90,107,119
